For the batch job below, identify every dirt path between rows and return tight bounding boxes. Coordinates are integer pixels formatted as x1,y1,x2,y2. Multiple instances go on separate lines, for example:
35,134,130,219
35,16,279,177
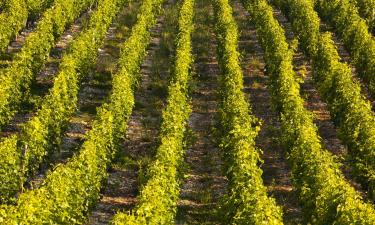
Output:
176,0,227,224
232,1,303,224
87,1,176,223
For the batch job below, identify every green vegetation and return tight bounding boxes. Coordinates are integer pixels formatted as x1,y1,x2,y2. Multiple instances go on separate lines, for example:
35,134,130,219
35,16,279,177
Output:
355,0,375,33
0,0,54,54
0,0,375,223
213,0,283,223
243,0,375,223
111,0,194,224
0,0,96,130
314,0,375,99
275,0,375,202
0,0,126,204
0,0,159,222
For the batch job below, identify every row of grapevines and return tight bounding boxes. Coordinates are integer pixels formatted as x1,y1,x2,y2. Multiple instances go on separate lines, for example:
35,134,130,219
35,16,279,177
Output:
212,0,283,224
242,0,375,224
111,0,194,224
0,0,126,204
0,0,96,130
0,0,28,53
313,0,375,99
274,0,375,201
0,0,54,54
25,0,56,19
0,0,162,222
354,0,375,33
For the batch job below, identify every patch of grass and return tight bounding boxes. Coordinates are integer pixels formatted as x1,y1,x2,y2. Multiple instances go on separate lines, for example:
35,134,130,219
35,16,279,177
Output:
198,186,213,204
251,80,263,89
114,155,138,170
140,134,152,144
249,57,262,71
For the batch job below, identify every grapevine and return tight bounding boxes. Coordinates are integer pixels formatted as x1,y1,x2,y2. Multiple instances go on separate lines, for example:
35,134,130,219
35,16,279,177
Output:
243,0,375,223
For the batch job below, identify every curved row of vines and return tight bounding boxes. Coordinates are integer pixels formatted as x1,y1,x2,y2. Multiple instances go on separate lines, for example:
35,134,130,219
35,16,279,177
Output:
0,0,126,204
314,0,375,100
0,0,162,222
0,0,96,130
274,0,375,201
213,0,283,224
112,0,194,223
1,0,375,223
242,0,375,223
0,0,54,53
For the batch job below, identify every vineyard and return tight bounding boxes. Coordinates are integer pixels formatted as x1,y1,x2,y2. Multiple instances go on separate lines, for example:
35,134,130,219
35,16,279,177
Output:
2,0,375,224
